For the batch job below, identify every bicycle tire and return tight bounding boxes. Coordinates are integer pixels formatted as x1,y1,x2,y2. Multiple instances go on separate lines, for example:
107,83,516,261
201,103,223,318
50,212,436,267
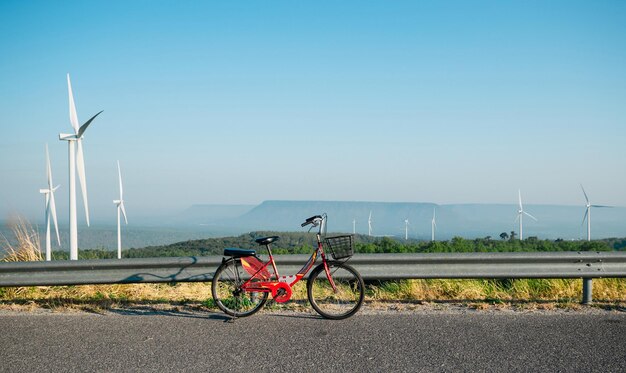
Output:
307,261,365,320
212,258,268,317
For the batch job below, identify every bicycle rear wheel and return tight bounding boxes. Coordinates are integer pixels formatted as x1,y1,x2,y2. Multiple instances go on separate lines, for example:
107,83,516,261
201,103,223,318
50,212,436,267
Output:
212,258,268,317
307,261,364,320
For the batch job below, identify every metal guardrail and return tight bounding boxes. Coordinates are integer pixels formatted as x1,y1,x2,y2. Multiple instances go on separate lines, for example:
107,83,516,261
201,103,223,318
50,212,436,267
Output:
1,251,625,303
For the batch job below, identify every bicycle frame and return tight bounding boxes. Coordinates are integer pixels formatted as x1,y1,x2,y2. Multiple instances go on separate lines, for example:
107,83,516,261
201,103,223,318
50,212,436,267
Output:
237,216,338,303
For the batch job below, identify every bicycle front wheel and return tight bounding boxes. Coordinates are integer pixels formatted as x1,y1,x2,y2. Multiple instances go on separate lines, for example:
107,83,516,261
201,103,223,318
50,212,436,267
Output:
212,258,268,317
307,261,365,320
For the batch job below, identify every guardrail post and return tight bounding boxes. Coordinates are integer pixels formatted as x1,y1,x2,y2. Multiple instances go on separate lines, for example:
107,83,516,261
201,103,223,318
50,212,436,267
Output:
581,278,592,305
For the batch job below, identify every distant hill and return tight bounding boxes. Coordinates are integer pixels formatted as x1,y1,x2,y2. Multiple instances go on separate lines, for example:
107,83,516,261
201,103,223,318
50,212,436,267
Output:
136,200,626,240
236,200,438,234
228,200,626,240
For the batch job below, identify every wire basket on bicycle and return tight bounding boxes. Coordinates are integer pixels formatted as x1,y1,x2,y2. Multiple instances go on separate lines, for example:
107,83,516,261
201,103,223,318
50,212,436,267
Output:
324,235,354,260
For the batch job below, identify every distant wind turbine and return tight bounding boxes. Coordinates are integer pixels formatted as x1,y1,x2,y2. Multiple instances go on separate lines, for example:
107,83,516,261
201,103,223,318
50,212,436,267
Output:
113,161,128,259
368,211,372,236
404,219,409,240
431,208,437,242
59,74,102,260
516,190,537,240
581,184,612,241
39,144,61,261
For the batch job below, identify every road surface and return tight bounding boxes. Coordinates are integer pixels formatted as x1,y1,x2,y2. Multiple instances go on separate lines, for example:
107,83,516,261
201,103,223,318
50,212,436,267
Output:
1,308,625,372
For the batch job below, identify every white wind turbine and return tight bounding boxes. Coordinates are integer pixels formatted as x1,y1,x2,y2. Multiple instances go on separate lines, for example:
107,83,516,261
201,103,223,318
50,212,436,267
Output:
431,208,437,242
516,190,537,240
368,211,372,236
581,184,612,241
404,219,409,240
39,144,61,261
59,73,103,260
113,161,128,259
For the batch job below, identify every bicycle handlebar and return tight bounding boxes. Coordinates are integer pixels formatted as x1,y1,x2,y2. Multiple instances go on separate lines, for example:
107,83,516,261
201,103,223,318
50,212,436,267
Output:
301,215,323,227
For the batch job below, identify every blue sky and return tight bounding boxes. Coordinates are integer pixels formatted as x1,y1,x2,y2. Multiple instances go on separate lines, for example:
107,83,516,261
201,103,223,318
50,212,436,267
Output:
1,0,625,223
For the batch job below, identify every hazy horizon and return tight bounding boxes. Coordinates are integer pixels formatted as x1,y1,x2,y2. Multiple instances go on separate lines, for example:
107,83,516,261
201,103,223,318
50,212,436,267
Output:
5,199,626,227
3,200,626,252
1,1,625,225
6,200,626,240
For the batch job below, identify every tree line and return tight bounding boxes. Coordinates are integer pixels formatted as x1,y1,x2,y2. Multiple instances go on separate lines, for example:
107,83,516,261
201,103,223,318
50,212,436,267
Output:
45,232,626,260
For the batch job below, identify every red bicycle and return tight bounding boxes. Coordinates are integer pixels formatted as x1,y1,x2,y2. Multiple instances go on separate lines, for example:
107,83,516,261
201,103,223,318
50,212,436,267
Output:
211,214,365,319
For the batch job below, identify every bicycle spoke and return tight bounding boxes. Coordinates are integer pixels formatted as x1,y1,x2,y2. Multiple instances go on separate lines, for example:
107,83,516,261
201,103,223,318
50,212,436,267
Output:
308,262,364,319
212,259,268,317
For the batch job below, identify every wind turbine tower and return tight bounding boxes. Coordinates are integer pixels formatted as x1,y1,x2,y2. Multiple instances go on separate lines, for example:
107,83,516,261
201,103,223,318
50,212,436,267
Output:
516,190,537,240
581,184,611,241
59,74,103,260
368,211,372,236
404,219,409,240
39,144,61,261
113,161,128,259
352,219,356,234
431,208,437,242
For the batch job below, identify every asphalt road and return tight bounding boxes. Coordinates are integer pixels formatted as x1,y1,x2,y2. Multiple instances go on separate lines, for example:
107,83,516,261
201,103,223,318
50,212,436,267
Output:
1,309,625,372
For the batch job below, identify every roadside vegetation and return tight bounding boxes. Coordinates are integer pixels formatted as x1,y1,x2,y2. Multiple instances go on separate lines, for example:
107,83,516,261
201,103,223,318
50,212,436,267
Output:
1,218,625,312
0,217,43,262
1,278,625,313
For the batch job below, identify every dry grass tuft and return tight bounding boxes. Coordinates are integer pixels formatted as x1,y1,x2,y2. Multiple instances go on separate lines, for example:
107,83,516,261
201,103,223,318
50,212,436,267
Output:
1,216,43,262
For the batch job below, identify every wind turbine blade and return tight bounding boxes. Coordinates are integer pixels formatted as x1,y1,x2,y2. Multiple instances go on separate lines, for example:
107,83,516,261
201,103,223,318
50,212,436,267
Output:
580,184,589,204
50,190,61,246
77,110,103,138
117,160,123,199
120,202,128,224
518,189,523,209
524,211,538,221
582,208,589,226
591,205,613,208
67,74,80,133
76,139,90,226
45,144,53,186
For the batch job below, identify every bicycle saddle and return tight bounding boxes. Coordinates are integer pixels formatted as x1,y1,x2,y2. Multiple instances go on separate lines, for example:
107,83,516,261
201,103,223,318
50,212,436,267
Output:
223,248,256,257
255,236,280,246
